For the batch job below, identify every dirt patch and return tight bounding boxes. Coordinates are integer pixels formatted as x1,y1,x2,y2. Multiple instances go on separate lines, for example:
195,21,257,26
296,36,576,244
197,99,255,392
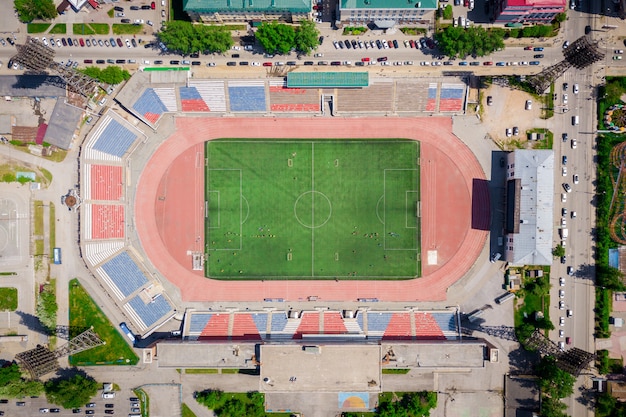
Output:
481,84,542,150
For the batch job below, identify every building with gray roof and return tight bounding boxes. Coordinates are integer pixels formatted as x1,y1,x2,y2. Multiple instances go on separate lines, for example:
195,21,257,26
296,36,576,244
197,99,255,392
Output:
504,150,554,266
43,100,84,150
0,75,66,98
339,0,437,27
184,0,312,23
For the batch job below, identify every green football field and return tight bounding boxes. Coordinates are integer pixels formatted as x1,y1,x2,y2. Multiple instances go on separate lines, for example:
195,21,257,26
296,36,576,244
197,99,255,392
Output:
205,139,420,279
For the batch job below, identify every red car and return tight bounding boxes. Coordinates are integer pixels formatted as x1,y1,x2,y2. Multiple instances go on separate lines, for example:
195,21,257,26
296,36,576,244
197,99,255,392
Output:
151,1,156,9
262,62,272,66
79,38,85,47
409,39,415,48
361,57,370,62
116,38,123,47
524,46,533,50
483,61,493,66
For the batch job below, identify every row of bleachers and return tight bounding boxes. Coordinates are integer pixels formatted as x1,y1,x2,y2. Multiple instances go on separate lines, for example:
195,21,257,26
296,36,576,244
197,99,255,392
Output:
132,88,169,124
439,98,464,113
414,312,446,339
189,313,213,334
153,87,178,112
440,83,465,99
293,312,319,338
200,313,229,338
383,313,413,340
228,81,267,112
269,82,320,112
92,119,139,159
89,164,123,201
431,312,457,333
270,311,288,332
336,83,394,113
395,81,431,112
323,311,347,334
426,83,438,112
126,294,173,330
99,252,149,298
189,80,227,112
90,204,125,240
232,314,262,340
251,312,268,334
84,241,124,268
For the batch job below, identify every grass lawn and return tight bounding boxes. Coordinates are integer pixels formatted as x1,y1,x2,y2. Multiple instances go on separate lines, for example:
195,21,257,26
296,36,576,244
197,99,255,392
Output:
181,403,197,417
107,8,115,18
73,24,94,35
27,23,50,34
49,202,56,249
112,24,144,35
68,279,139,365
90,23,110,34
382,368,410,374
205,139,420,280
185,369,218,374
34,201,44,236
0,288,18,311
49,24,67,34
514,266,552,328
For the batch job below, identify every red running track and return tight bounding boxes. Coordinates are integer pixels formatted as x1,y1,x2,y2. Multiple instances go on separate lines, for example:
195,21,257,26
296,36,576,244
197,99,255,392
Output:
135,117,488,302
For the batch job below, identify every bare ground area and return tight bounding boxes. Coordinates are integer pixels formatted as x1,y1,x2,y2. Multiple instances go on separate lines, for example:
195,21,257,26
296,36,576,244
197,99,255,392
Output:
481,84,542,150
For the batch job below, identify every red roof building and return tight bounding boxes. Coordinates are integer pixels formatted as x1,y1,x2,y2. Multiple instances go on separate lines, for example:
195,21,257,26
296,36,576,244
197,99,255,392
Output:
493,0,566,24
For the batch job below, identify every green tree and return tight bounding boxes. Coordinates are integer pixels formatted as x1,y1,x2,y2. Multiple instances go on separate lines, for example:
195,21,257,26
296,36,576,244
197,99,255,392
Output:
44,373,99,409
442,4,453,19
597,264,626,291
436,25,505,58
195,389,223,409
14,0,57,22
255,22,296,55
0,378,44,397
158,21,232,55
540,395,569,417
535,356,576,399
552,244,565,258
79,66,130,84
294,20,320,55
0,363,22,386
36,283,57,333
554,12,567,23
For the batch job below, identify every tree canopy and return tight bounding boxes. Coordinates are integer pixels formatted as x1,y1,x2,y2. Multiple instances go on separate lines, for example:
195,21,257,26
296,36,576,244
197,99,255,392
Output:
44,373,99,409
14,0,57,22
552,244,565,258
535,356,576,400
255,22,296,55
435,26,505,59
597,264,626,291
0,364,44,398
294,20,320,55
0,363,22,386
80,66,131,85
158,21,233,55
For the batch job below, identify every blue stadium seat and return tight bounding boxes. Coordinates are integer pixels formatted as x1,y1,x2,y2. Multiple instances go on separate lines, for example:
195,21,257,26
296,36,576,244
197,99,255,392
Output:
127,294,172,328
228,86,266,112
101,252,148,297
189,313,213,333
431,312,457,332
428,86,437,99
270,312,288,332
366,312,393,332
440,87,464,99
132,88,168,117
251,313,268,333
179,87,203,100
92,120,138,158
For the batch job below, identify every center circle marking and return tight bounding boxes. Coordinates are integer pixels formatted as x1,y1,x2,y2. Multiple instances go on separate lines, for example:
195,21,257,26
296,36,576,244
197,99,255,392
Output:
294,191,332,229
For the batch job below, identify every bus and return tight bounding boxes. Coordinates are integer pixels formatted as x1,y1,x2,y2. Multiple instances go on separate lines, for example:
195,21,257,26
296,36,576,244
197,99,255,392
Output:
53,248,62,265
119,322,136,344
495,292,515,304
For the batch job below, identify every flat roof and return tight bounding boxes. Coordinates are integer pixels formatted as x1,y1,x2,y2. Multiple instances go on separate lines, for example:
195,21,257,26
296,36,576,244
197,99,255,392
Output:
43,100,83,150
157,342,258,368
287,72,369,88
0,75,66,98
184,0,311,12
381,341,486,368
341,0,438,10
260,344,381,392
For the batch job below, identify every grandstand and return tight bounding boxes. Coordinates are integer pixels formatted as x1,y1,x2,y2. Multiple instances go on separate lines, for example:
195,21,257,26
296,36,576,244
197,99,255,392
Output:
426,83,438,112
97,252,149,300
183,310,459,341
179,86,210,112
125,293,174,331
268,80,320,112
87,204,125,240
83,241,124,267
228,80,266,112
335,81,394,113
83,115,140,162
84,164,123,201
132,88,169,124
395,81,432,112
439,83,465,112
188,80,227,112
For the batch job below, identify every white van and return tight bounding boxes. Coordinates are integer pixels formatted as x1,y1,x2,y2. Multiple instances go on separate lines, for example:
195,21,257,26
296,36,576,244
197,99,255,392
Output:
102,392,115,399
572,115,579,125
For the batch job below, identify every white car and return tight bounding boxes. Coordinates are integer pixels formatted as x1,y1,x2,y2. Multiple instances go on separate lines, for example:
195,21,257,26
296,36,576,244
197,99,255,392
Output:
559,290,565,299
506,128,512,137
134,19,144,24
571,139,577,149
561,193,567,202
559,277,565,286
562,166,567,176
42,37,48,46
573,84,579,94
519,61,528,66
525,100,532,110
560,317,565,326
333,41,339,49
56,39,61,47
251,62,260,66
563,94,568,105
573,174,579,184
125,39,132,48
314,53,324,57
571,211,576,219
559,330,564,338
232,45,241,50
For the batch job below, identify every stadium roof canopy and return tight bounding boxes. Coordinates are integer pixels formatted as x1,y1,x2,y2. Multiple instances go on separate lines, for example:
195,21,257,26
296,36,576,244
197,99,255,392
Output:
286,72,369,88
183,0,311,12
